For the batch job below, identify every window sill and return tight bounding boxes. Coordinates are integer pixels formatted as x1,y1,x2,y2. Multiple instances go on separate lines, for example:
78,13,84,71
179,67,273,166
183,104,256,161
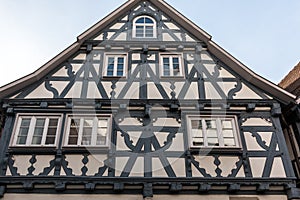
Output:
8,146,57,154
63,145,109,149
189,147,243,155
160,75,185,79
131,37,158,41
102,76,127,80
62,146,110,154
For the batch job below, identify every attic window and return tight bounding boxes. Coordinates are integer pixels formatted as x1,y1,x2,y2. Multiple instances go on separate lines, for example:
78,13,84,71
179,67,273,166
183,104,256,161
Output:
133,16,157,38
11,114,62,147
187,115,240,148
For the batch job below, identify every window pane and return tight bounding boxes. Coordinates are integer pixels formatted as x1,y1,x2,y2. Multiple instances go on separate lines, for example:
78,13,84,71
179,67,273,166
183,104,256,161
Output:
191,120,203,146
17,118,30,145
68,118,80,145
118,57,124,64
145,17,154,24
206,120,217,138
21,118,31,127
17,136,27,145
136,18,145,23
117,57,124,76
145,26,154,37
49,119,58,127
191,120,202,129
223,130,234,137
98,119,108,127
107,57,114,76
19,127,29,136
45,137,55,145
97,128,107,145
82,119,93,145
163,57,170,76
32,119,45,145
97,118,108,146
193,138,204,146
172,57,179,67
207,138,219,146
222,120,233,129
36,119,45,127
136,26,144,37
172,57,180,76
32,136,42,145
206,120,216,129
224,138,236,146
46,119,58,145
32,128,43,145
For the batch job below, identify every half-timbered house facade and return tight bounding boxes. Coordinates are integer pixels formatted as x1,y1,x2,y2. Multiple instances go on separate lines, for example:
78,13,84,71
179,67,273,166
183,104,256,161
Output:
0,0,300,199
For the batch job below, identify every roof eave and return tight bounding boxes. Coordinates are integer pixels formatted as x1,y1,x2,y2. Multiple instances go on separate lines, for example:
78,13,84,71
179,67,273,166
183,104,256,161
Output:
152,0,212,43
0,42,80,99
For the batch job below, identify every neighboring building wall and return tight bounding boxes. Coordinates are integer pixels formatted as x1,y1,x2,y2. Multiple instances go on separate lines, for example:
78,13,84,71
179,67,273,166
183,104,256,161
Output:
279,62,300,97
280,62,300,185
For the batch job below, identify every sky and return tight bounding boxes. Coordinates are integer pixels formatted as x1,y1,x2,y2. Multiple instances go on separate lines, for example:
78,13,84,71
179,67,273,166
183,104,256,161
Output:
0,0,300,88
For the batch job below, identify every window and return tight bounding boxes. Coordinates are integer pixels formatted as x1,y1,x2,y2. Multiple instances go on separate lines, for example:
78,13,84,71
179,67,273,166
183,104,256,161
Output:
12,115,61,146
64,115,111,147
103,54,127,77
133,16,156,38
187,116,240,148
160,54,183,77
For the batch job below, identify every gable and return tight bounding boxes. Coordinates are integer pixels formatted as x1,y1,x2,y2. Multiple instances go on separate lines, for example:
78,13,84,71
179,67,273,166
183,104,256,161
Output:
90,1,197,43
0,0,295,104
11,47,271,100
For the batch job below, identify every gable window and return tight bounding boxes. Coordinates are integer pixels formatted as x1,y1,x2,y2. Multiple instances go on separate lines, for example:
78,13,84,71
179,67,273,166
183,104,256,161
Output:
103,54,127,77
64,115,111,147
160,54,183,77
187,116,240,148
12,115,61,147
133,16,156,38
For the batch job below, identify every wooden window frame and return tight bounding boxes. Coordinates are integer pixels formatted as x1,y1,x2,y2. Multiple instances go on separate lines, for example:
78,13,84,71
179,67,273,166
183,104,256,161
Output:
132,15,157,39
187,115,241,149
11,114,62,147
103,53,127,78
160,54,184,77
64,114,112,148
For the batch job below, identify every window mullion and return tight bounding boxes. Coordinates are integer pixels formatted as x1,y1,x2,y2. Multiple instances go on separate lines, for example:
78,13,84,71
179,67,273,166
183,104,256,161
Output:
202,119,208,147
78,118,84,146
188,119,193,147
106,117,110,146
55,117,61,146
65,118,71,146
91,117,98,146
27,117,36,145
170,56,174,76
179,56,182,76
123,56,126,76
217,118,224,147
232,118,239,147
113,57,117,76
41,118,49,145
